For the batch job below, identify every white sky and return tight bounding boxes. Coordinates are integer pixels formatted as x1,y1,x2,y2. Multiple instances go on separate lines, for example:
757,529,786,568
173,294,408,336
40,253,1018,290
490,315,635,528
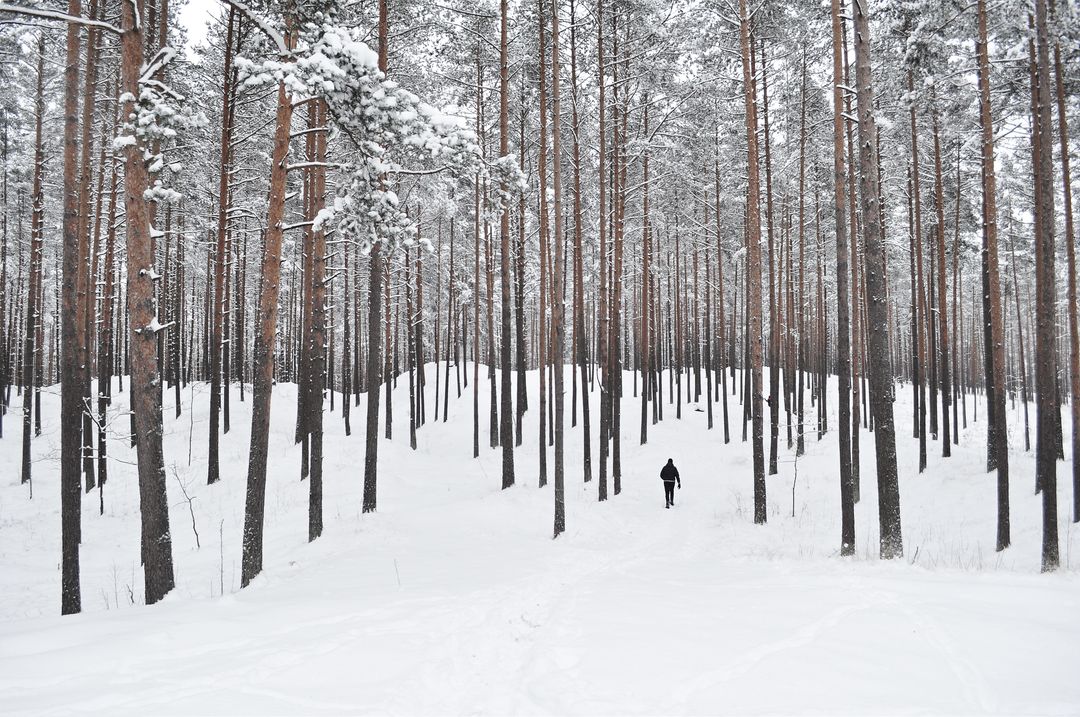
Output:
177,0,218,58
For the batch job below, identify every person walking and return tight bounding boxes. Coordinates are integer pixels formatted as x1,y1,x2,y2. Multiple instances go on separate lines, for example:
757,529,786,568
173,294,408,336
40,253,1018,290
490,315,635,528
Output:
660,458,680,508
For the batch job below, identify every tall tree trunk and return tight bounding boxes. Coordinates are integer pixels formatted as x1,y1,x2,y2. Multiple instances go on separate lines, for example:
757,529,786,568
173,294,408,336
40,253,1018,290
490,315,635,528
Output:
716,146,730,444
640,99,651,445
1050,0,1079,524
307,100,327,540
910,71,929,472
853,0,902,559
78,0,100,494
515,90,528,441
796,57,807,457
551,0,567,536
1009,230,1031,452
841,19,860,498
209,8,235,485
59,0,84,616
122,0,176,603
1032,0,1059,571
761,39,779,477
596,0,608,501
830,0,854,551
363,0,389,514
932,102,951,456
537,3,550,486
241,13,296,585
976,0,1009,549
498,0,515,488
21,35,45,490
739,0,766,524
570,0,591,481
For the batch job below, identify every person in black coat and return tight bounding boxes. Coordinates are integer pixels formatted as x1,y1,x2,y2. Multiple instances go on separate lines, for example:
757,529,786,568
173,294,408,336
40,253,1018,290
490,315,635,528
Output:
660,458,680,508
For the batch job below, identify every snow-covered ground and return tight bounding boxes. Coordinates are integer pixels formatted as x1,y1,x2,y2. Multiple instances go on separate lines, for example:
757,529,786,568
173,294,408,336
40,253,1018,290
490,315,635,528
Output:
2,366,1078,715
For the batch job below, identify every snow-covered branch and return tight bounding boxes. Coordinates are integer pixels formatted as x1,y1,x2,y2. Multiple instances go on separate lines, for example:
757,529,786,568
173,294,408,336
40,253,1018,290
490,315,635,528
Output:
0,2,121,33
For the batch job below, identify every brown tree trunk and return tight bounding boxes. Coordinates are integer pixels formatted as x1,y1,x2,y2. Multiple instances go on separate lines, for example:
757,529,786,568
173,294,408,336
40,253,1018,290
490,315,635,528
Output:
363,0,389,514
1050,0,1079,524
976,0,1009,550
1032,0,1059,571
241,14,297,585
795,58,807,457
209,7,235,485
739,0,766,524
716,147,730,444
121,0,176,603
59,0,83,616
909,70,929,472
830,0,854,551
551,0,567,536
932,101,952,455
21,35,45,490
498,0,515,488
611,10,625,494
77,0,100,494
307,100,327,540
537,3,549,485
640,99,651,445
515,90,528,441
761,39,779,477
854,0,902,559
570,0,591,480
596,0,609,501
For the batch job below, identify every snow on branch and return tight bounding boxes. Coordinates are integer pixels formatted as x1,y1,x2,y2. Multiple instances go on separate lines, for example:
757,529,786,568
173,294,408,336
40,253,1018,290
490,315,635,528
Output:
140,46,177,85
219,0,288,56
236,15,525,255
0,2,121,33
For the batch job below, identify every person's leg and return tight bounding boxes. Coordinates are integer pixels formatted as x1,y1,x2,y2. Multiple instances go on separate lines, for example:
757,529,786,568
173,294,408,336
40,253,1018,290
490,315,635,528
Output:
664,481,674,507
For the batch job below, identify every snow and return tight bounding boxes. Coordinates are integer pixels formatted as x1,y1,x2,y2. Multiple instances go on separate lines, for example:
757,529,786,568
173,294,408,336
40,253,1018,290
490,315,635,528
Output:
1,369,1078,715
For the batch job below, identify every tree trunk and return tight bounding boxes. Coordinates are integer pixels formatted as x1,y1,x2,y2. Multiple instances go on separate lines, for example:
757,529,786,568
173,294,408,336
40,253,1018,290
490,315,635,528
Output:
537,3,549,486
1050,0,1079,524
830,0,854,551
551,0,567,537
121,0,176,603
307,100,327,540
976,0,1009,550
1032,0,1059,571
241,14,296,586
498,0,515,488
209,7,235,485
932,102,951,456
853,0,902,559
739,0,766,525
596,0,608,501
570,0,591,481
21,35,45,490
60,0,83,616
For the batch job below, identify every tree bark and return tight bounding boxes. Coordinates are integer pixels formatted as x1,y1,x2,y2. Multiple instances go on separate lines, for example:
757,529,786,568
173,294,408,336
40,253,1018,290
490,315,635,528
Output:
853,0,902,559
830,0,854,551
1032,0,1059,571
498,0,515,488
739,0,766,525
60,0,83,615
551,0,567,537
976,0,1009,550
208,7,235,485
241,12,296,586
122,0,176,603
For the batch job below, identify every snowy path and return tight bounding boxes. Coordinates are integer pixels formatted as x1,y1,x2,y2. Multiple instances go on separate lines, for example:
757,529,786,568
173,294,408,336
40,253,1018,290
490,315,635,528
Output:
2,369,1079,714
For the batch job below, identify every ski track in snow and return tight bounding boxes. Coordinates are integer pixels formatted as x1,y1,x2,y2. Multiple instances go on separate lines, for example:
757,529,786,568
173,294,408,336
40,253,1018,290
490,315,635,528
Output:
1,367,1079,715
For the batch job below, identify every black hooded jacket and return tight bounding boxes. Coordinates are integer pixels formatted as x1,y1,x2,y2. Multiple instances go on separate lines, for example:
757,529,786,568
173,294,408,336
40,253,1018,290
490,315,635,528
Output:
660,461,680,483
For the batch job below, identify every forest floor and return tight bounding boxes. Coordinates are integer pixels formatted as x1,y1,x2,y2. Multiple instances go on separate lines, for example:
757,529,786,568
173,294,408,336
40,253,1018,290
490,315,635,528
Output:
1,367,1079,715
